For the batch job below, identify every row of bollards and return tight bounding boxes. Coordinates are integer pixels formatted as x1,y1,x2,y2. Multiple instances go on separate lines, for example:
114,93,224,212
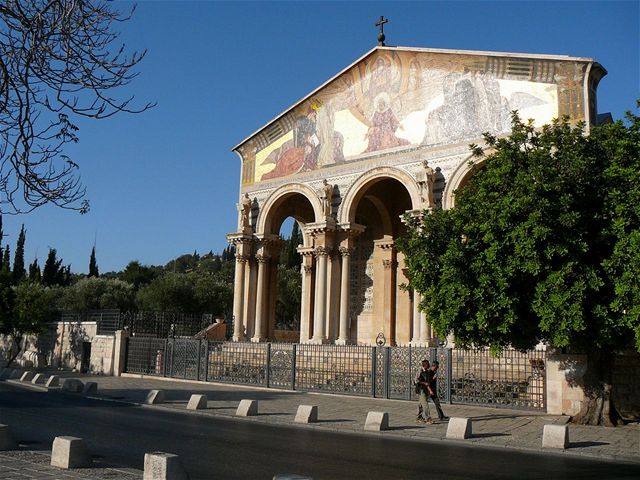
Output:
0,424,188,479
142,390,571,448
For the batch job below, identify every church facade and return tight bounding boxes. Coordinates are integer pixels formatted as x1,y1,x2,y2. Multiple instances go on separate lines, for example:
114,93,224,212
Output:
228,45,606,346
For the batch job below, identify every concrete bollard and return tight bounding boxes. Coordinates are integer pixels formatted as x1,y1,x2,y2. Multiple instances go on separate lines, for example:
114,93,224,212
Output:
82,382,98,394
145,389,166,405
364,411,389,431
50,436,90,469
46,375,60,387
446,417,472,439
187,394,208,410
0,424,17,450
20,371,35,382
236,399,258,417
31,373,47,385
143,452,189,480
542,424,569,449
62,378,84,393
294,405,318,424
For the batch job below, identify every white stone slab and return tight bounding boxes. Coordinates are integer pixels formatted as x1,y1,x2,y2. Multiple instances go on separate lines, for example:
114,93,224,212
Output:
186,394,208,410
446,417,472,439
62,378,84,393
294,405,318,424
82,382,98,394
31,373,47,385
46,375,60,387
542,424,569,449
364,411,389,431
143,452,188,480
0,424,17,451
19,371,35,382
236,399,258,416
50,436,89,469
145,389,165,405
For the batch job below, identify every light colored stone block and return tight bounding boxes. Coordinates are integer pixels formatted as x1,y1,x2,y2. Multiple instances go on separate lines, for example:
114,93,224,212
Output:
294,405,318,424
82,382,98,394
62,378,84,393
446,417,472,439
20,371,35,382
31,373,47,385
236,399,258,416
143,452,188,480
542,424,569,449
187,394,208,410
50,436,90,469
0,424,17,450
364,411,389,431
145,389,165,405
46,375,60,387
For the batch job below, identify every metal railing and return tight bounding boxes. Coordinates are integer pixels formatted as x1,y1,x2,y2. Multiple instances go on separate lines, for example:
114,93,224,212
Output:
124,339,546,410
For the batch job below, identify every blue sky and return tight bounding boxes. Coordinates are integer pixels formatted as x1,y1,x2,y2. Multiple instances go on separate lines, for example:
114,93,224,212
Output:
3,0,638,274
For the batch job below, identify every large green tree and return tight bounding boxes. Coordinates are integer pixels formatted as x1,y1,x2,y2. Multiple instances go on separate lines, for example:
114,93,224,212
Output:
399,111,640,426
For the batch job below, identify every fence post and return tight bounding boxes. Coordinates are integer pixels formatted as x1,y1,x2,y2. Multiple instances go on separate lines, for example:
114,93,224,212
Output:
265,343,271,388
371,347,377,397
203,340,209,382
196,340,201,381
384,347,391,399
408,345,412,401
446,348,453,404
291,344,297,391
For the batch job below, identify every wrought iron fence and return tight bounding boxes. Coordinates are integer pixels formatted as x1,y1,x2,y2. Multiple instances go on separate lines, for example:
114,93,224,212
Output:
123,339,546,410
121,311,213,338
58,310,122,335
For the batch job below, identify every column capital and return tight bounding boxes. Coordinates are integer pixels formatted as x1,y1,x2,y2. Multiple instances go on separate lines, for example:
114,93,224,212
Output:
235,254,249,264
383,259,398,270
315,246,330,257
255,254,270,264
374,238,395,251
303,265,314,275
338,246,353,257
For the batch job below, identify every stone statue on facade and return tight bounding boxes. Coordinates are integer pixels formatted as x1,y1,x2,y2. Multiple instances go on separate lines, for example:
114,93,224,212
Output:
320,179,334,218
416,160,436,208
240,193,252,231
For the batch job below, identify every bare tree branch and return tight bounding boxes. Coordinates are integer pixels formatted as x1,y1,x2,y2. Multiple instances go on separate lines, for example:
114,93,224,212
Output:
0,0,155,214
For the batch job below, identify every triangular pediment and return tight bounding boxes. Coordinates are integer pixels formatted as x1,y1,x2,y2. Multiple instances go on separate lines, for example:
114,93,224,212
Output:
235,46,603,187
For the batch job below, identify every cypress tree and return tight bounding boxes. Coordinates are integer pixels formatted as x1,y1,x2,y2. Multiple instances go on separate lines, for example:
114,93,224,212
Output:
88,246,99,277
2,245,10,273
42,248,61,286
28,258,41,283
12,224,26,282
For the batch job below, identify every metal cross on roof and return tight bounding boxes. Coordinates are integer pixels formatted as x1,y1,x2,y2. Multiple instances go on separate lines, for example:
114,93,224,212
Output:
376,16,388,46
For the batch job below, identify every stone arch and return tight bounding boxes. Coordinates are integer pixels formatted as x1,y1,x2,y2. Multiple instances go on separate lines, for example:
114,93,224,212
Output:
256,183,324,235
339,167,421,224
442,153,487,210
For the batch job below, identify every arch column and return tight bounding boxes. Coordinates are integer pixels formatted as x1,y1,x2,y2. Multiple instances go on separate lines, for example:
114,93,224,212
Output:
252,253,270,342
232,254,248,341
336,246,352,345
411,289,422,345
298,247,315,343
311,246,329,344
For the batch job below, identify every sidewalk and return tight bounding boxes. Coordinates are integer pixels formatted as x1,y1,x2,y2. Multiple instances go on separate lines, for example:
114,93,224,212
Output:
1,370,639,478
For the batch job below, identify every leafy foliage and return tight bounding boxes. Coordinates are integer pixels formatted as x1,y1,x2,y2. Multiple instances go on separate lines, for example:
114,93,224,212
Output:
399,111,640,354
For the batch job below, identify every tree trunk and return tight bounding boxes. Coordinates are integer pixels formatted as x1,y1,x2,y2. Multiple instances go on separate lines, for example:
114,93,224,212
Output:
570,349,623,426
4,336,23,368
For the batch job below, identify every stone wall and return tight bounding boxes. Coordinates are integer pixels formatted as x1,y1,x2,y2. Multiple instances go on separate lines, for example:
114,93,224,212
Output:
89,335,115,375
613,349,640,419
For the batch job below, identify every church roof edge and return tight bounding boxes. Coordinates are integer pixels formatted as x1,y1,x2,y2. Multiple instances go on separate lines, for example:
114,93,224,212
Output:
231,45,597,153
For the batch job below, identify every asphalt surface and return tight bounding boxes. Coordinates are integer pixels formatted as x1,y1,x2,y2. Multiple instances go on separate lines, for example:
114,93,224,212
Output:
1,382,639,479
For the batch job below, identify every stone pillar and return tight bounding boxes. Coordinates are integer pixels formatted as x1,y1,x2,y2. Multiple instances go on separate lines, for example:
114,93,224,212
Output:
252,254,269,342
420,310,430,344
336,246,352,345
382,258,398,346
411,290,421,345
298,248,315,343
112,329,130,376
232,255,247,341
311,246,329,344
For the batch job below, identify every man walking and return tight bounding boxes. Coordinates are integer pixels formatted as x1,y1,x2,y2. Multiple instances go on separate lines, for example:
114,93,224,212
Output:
414,359,433,424
430,361,448,421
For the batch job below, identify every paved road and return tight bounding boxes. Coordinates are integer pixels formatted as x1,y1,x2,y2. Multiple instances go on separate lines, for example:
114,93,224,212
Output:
1,382,639,479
